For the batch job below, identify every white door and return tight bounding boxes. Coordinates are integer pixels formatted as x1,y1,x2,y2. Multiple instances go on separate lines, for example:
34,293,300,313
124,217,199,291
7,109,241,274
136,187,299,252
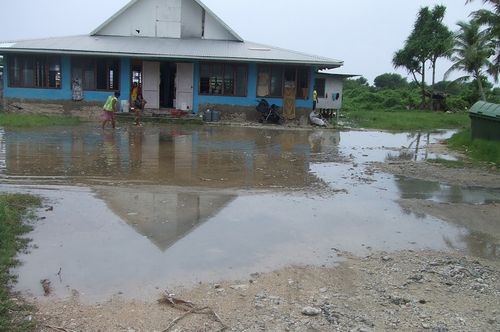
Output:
142,61,160,109
175,63,194,111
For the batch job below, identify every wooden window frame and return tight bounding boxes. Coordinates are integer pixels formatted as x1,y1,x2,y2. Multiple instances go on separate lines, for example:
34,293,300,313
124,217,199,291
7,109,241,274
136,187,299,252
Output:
198,62,248,97
295,67,310,100
256,65,310,100
257,65,284,98
71,57,120,92
7,54,62,89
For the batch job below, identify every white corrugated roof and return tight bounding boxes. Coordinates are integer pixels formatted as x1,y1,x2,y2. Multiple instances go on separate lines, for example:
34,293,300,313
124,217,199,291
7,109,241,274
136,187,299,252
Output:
0,35,342,67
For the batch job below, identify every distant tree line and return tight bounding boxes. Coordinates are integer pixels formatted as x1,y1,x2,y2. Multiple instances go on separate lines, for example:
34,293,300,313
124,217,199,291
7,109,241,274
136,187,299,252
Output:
352,1,500,112
342,73,500,113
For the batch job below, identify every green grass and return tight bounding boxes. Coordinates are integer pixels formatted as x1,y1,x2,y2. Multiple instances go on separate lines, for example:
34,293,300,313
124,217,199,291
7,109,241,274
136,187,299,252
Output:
0,193,41,332
448,129,500,166
341,109,470,131
0,113,81,128
427,158,467,168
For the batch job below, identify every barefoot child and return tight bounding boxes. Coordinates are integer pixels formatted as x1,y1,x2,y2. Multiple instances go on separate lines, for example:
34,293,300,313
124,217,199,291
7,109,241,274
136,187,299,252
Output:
101,91,120,129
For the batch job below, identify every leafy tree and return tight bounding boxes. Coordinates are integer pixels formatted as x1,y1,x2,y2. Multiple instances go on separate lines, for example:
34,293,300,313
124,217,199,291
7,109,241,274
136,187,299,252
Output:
374,73,408,89
405,7,432,108
353,76,369,86
432,80,462,95
343,77,371,93
466,0,500,81
393,6,453,109
445,20,494,101
426,6,454,110
393,48,421,86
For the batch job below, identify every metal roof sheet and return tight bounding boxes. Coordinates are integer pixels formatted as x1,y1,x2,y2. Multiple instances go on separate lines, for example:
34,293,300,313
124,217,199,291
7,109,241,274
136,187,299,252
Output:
0,35,342,67
317,72,360,78
470,101,500,119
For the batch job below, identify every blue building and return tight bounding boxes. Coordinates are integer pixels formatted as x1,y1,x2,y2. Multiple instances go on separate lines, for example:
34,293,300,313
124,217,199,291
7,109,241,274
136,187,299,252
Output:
0,0,342,120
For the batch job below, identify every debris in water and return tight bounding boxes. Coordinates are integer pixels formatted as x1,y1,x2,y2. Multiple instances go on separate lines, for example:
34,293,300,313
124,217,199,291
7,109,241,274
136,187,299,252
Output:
41,279,51,296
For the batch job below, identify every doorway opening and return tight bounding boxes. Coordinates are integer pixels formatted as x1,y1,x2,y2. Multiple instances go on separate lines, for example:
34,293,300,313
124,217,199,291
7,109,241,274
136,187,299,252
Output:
131,60,143,89
160,62,176,108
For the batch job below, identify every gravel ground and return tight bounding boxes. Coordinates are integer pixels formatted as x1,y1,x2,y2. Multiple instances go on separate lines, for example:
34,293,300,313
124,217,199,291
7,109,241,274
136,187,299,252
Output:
31,250,499,332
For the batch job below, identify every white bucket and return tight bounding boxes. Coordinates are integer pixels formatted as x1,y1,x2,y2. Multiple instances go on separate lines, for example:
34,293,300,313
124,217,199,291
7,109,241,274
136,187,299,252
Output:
181,102,188,111
121,100,130,113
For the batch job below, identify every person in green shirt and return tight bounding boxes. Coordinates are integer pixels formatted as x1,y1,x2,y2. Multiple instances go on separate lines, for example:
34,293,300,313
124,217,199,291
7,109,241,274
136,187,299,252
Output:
101,91,120,129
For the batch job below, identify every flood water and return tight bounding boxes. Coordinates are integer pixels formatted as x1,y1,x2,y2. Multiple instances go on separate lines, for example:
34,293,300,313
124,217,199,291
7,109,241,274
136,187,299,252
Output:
0,123,498,302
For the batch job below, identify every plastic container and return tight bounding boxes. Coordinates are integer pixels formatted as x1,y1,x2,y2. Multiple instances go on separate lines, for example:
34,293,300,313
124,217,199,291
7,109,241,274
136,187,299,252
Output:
121,100,130,113
203,109,211,122
211,110,220,122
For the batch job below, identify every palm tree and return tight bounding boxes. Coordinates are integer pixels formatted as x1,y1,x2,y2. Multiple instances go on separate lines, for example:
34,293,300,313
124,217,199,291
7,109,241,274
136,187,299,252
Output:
466,0,500,81
445,20,494,101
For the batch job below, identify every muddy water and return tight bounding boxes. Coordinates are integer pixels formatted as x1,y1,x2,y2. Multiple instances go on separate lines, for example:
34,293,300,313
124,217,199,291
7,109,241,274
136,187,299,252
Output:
0,124,498,302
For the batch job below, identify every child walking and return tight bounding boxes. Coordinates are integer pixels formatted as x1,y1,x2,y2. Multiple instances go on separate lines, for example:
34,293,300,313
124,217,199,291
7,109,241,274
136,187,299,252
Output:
101,91,120,129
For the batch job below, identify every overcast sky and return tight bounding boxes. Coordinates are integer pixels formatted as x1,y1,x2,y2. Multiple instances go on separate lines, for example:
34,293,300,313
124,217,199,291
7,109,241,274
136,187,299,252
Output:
0,0,489,84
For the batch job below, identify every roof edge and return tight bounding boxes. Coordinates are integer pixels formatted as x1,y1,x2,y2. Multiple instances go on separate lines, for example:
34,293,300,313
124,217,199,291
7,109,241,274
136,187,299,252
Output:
194,0,243,42
0,47,342,67
317,72,360,78
90,0,140,36
246,40,343,65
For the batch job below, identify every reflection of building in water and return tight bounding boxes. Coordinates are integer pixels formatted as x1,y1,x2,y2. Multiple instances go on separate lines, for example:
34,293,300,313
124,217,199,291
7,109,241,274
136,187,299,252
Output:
1,126,342,188
0,129,6,174
124,127,335,189
96,187,236,251
308,130,340,154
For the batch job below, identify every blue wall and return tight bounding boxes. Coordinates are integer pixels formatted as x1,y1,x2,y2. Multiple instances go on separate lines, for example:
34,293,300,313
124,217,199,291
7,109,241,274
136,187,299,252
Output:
80,58,130,103
3,55,131,108
4,55,73,100
194,63,315,113
4,53,316,113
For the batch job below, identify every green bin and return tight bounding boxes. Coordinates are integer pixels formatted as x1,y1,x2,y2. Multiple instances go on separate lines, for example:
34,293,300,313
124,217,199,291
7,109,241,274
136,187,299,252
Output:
469,101,500,141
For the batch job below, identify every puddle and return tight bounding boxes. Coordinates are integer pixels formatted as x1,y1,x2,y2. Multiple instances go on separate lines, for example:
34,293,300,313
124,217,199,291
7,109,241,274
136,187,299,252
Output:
0,124,498,303
5,183,467,302
0,125,342,189
395,175,500,204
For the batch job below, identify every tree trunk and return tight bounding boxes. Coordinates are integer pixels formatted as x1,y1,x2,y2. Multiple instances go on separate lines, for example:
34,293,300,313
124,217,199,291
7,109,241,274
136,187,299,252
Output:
420,60,426,109
475,71,486,101
411,71,419,86
431,58,437,111
414,132,421,161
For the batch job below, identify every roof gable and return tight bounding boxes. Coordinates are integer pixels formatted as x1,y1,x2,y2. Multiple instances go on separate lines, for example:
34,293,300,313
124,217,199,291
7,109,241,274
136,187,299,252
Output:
91,0,242,41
